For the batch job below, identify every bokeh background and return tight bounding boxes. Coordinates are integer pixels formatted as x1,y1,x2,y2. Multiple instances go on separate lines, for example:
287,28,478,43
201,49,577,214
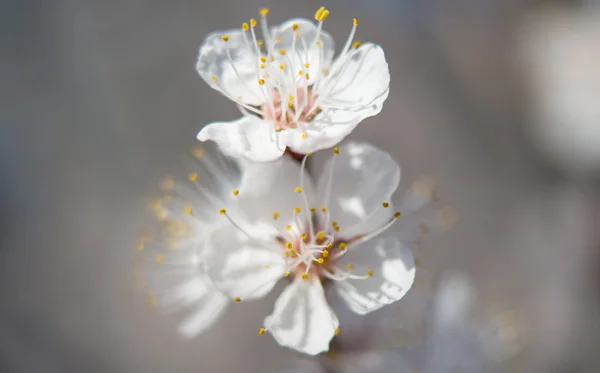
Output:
1,0,599,372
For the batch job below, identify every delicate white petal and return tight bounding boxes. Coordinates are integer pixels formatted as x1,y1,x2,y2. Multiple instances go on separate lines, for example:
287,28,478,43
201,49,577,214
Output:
236,154,316,231
205,225,285,300
320,43,389,119
335,236,415,315
270,18,335,85
265,277,339,355
316,141,400,237
282,111,360,154
197,117,286,162
174,278,230,338
196,29,264,106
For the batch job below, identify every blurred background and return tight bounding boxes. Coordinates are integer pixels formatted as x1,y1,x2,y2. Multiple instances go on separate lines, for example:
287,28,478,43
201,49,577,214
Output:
1,0,599,372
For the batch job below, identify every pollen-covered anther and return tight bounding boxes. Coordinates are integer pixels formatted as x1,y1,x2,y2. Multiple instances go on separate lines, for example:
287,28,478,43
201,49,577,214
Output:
353,18,359,25
155,255,164,263
250,18,257,27
298,69,303,76
242,22,249,31
258,327,266,335
322,250,329,258
394,211,401,218
347,263,354,270
258,78,265,85
284,271,291,277
259,8,269,16
338,242,347,250
192,146,205,159
315,7,325,20
302,273,310,280
295,187,303,193
264,264,270,268
321,206,328,212
257,39,264,47
301,133,308,139
334,327,340,335
219,208,227,215
221,35,229,42
285,225,292,231
188,172,198,182
292,23,299,30
286,242,293,249
333,147,339,154
301,233,307,240
294,206,301,213
211,75,217,82
272,212,280,220
232,189,239,196
279,49,286,55
367,269,374,277
352,41,361,49
185,206,193,215
234,297,241,302
317,231,325,240
382,201,389,208
310,208,316,213
305,73,310,80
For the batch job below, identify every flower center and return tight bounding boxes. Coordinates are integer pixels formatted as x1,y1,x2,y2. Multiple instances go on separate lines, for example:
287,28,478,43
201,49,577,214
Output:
262,89,321,131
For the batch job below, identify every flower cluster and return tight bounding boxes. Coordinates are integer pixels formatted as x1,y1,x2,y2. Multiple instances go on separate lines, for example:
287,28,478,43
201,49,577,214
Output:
134,6,449,356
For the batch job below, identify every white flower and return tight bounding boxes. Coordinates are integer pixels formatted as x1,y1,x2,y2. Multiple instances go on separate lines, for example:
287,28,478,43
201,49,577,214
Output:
204,141,415,355
196,7,390,162
133,145,243,338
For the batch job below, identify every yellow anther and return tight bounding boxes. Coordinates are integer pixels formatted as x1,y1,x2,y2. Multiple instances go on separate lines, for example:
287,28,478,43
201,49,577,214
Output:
302,273,309,280
286,242,293,249
260,8,269,16
394,211,401,218
221,35,229,42
298,69,303,76
211,75,217,82
160,175,174,190
347,263,354,270
382,202,389,208
301,133,308,139
284,271,291,277
333,147,339,154
333,226,340,232
242,23,249,31
279,49,286,55
219,208,226,215
295,187,303,193
306,152,313,156
188,172,198,182
352,41,361,49
260,56,267,63
304,63,310,68
147,294,157,308
155,255,164,263
264,264,270,269
334,327,340,335
284,251,290,257
285,225,292,231
322,250,329,258
353,18,359,25
319,10,330,21
294,206,301,213
339,242,347,250
326,242,332,248
258,327,266,335
185,206,192,215
321,206,327,212
250,18,257,27
259,63,265,69
273,212,280,220
301,233,307,240
310,208,316,214
192,146,205,159
280,63,285,70
234,297,241,302
315,7,326,20
275,36,282,42
258,78,265,85
269,56,275,62
332,221,338,227
288,102,293,108
288,94,294,101
367,269,374,277
317,231,325,240
257,39,264,47
317,258,324,264
232,189,239,196
315,40,322,46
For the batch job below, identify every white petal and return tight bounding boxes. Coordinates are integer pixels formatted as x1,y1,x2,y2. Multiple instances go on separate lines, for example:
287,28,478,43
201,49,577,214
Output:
319,43,390,119
174,278,230,338
197,117,286,162
196,29,264,106
335,235,415,315
270,18,335,85
265,277,339,355
282,111,360,154
316,141,400,237
236,154,316,231
205,225,285,300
